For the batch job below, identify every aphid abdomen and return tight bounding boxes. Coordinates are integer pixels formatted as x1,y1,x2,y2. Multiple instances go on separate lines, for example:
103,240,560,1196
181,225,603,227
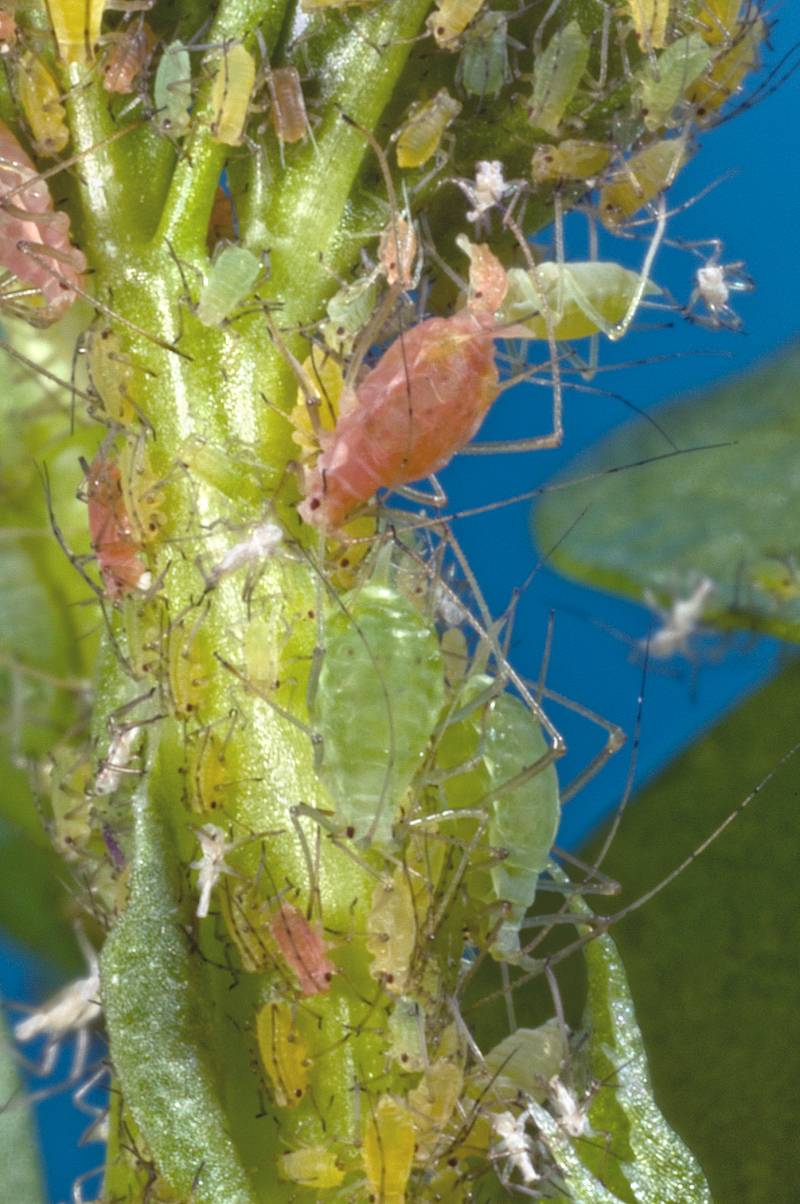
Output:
86,455,150,598
299,313,499,530
196,244,261,326
17,51,69,156
530,19,590,137
314,583,445,847
270,66,308,143
209,43,255,146
103,23,157,95
269,903,335,995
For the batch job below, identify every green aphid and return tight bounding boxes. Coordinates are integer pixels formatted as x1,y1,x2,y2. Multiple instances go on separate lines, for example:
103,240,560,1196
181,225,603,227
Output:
153,40,192,135
196,245,261,327
457,11,511,99
530,20,590,136
636,33,713,130
314,583,445,847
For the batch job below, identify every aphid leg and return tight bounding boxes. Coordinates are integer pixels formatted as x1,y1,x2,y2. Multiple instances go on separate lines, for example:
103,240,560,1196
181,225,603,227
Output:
291,804,385,882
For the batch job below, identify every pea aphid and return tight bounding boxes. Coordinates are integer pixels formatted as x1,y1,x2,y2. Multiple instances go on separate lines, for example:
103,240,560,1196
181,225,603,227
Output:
17,51,69,157
366,869,419,992
407,1058,464,1159
196,244,262,327
269,903,335,995
456,10,511,99
87,327,137,426
635,33,712,130
0,9,16,51
498,261,660,341
85,454,151,598
153,40,192,135
321,274,377,354
363,1096,416,1204
313,583,444,846
386,996,427,1071
268,66,309,144
688,9,764,117
256,1000,310,1108
395,88,462,169
599,138,688,227
103,21,157,95
531,139,612,185
529,20,590,136
427,0,485,49
46,0,105,64
626,0,672,51
209,42,255,146
278,1147,344,1189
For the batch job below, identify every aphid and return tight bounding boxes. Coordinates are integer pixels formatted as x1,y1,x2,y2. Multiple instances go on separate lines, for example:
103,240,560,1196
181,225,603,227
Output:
219,877,270,971
167,619,208,718
529,20,590,136
635,33,712,130
363,1096,416,1204
378,214,417,289
0,9,17,52
386,996,427,1071
209,42,255,146
278,1146,344,1189
407,1058,464,1159
458,234,508,314
696,0,745,44
599,138,688,227
269,902,335,996
427,0,485,49
498,260,659,341
299,310,500,531
269,66,308,144
440,626,469,686
46,0,105,64
94,724,142,796
85,454,151,598
395,88,462,169
531,139,612,184
491,1109,539,1185
190,823,237,918
206,518,283,585
312,583,445,846
688,9,764,116
17,51,69,156
456,10,510,98
255,1000,309,1108
207,184,237,249
643,576,715,659
103,21,157,94
196,243,262,326
321,274,378,353
626,0,672,51
453,159,517,225
366,870,418,992
186,725,230,814
0,119,85,319
483,1019,566,1100
87,326,142,426
153,40,192,135
548,1075,594,1139
686,249,754,329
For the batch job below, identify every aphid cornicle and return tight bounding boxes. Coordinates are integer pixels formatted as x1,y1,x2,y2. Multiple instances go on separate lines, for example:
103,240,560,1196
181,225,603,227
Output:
313,582,445,846
209,42,255,146
17,51,69,156
299,310,500,531
153,40,192,135
529,19,590,136
395,88,462,169
196,243,261,327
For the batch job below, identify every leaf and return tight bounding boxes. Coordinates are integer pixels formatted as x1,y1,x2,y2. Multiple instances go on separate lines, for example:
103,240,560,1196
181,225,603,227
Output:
0,1007,46,1204
580,660,800,1204
0,820,82,974
532,343,800,640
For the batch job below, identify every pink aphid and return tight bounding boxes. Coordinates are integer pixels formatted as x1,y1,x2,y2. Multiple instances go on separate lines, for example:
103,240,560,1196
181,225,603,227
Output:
0,10,17,51
0,119,85,321
298,309,501,531
103,22,157,94
269,903,335,996
86,455,150,598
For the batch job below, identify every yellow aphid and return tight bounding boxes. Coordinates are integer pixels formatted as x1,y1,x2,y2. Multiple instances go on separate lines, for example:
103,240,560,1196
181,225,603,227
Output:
366,870,419,994
395,89,461,169
427,0,485,49
186,727,229,815
210,43,255,146
407,1059,464,1159
278,1146,344,1188
440,626,469,686
599,138,687,227
256,1001,310,1108
626,0,671,51
696,0,745,44
291,348,344,461
17,52,69,156
531,139,612,184
167,620,208,719
363,1096,416,1204
88,327,136,426
688,14,764,115
46,0,105,64
219,878,270,971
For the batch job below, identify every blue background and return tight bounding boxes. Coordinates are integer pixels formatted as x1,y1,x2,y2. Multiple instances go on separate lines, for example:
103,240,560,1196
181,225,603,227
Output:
3,6,800,1198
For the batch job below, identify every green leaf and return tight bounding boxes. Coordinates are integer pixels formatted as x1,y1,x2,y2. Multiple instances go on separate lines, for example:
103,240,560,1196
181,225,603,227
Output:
532,343,800,640
0,1008,46,1204
0,821,81,974
580,661,800,1204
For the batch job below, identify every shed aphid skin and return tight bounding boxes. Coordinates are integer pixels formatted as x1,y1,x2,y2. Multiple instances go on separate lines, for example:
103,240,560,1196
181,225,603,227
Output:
205,518,283,586
456,10,511,99
190,823,238,918
94,723,142,795
268,66,309,145
626,0,672,51
453,159,518,225
491,1108,540,1185
547,1075,595,1139
255,1000,310,1108
600,137,688,228
196,243,262,327
277,1146,344,1189
313,582,445,847
643,576,715,659
0,119,85,319
531,139,612,185
17,51,69,157
103,21,157,95
363,1095,417,1204
209,41,256,146
529,19,590,137
46,0,105,64
395,88,462,169
685,244,754,329
269,902,335,995
85,454,151,598
427,0,485,49
635,33,712,131
153,40,192,135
